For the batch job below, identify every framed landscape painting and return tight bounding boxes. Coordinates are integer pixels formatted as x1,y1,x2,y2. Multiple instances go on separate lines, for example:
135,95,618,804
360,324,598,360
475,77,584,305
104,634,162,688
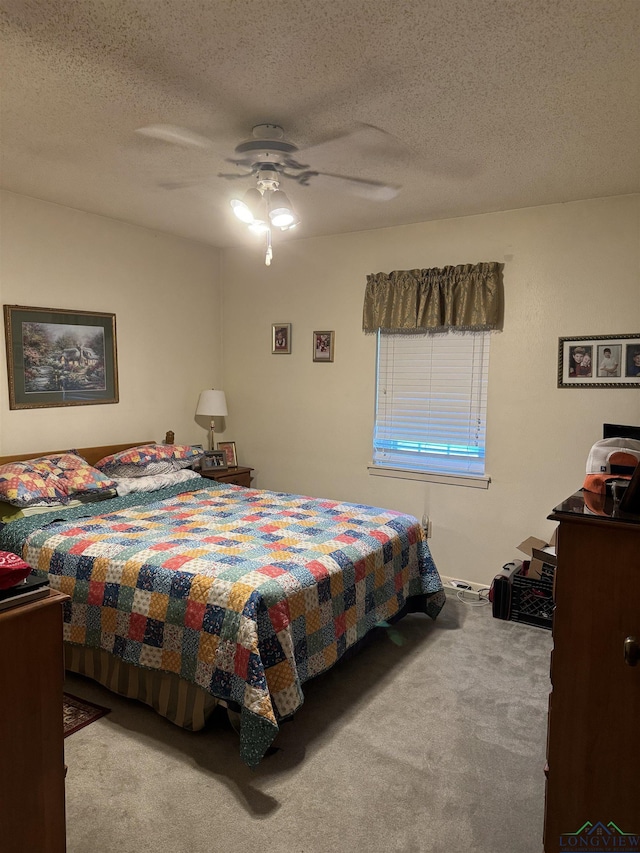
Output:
3,305,119,409
558,334,640,388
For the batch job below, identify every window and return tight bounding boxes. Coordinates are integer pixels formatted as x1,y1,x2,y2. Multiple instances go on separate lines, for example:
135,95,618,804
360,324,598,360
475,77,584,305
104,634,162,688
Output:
373,330,490,479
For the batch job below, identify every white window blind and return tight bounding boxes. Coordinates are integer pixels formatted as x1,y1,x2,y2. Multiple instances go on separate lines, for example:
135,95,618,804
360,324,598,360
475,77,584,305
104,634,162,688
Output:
374,331,490,477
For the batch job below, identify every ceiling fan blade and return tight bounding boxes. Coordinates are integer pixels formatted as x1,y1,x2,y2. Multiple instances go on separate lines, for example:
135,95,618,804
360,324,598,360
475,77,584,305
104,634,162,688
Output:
158,177,214,190
159,170,252,189
135,124,215,150
218,172,252,181
312,172,401,201
296,124,410,166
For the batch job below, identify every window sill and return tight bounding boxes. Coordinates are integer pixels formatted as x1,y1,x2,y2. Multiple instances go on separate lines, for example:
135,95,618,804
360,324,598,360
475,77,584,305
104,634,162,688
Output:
367,465,491,489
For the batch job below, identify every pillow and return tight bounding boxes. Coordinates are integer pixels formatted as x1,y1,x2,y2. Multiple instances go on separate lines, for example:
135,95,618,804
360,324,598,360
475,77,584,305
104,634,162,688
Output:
0,552,32,589
113,469,201,496
31,452,117,499
95,444,204,478
0,460,68,508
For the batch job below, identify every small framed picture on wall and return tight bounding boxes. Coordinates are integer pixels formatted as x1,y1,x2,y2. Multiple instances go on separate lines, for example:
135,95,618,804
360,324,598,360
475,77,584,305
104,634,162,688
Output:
272,323,291,354
313,330,335,362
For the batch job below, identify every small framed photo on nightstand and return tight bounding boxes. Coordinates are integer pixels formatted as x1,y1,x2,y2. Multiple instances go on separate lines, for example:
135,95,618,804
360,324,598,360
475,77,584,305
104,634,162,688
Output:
217,441,238,467
200,450,228,472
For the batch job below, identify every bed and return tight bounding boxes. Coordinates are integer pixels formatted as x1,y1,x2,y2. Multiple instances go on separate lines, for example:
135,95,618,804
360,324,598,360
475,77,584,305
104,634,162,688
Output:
0,442,445,765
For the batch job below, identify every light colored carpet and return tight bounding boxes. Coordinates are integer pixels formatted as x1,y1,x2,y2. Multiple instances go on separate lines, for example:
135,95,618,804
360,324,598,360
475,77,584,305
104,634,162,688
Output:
63,597,552,853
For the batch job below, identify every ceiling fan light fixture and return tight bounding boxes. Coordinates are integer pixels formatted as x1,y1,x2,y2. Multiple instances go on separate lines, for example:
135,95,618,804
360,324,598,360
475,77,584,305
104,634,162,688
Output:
268,190,296,228
280,213,300,231
230,198,254,224
231,187,263,224
271,212,294,228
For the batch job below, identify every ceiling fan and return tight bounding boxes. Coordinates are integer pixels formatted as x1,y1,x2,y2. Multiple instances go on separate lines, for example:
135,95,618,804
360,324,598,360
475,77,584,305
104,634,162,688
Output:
136,122,402,265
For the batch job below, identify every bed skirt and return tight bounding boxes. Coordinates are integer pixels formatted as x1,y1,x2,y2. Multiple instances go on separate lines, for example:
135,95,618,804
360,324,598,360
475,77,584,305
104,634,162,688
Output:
64,644,219,731
64,590,446,736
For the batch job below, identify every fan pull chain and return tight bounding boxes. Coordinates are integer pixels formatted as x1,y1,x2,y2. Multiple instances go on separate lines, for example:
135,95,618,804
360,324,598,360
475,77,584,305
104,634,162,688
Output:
265,228,273,266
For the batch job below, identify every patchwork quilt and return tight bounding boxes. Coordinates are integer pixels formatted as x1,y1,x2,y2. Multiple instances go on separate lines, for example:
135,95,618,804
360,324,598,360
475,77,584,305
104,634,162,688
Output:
0,481,444,765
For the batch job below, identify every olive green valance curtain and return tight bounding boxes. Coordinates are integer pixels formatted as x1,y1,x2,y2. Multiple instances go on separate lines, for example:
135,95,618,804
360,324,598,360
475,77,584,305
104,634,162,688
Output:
362,261,504,333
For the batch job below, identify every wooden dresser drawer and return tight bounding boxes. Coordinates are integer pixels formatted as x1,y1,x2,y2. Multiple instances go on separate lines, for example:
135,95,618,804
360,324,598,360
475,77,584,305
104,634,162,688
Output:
216,470,252,487
201,466,253,488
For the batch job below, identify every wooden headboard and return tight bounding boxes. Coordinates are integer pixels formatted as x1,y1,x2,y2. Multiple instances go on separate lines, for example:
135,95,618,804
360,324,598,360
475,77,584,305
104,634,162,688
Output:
0,442,154,468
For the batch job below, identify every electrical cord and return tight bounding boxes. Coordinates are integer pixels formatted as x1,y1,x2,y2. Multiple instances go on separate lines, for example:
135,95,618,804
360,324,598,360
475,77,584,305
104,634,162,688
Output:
456,587,491,606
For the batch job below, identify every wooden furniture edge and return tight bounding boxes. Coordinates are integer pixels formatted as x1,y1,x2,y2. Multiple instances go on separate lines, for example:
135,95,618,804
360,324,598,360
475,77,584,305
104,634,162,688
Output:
0,441,155,468
1,589,70,620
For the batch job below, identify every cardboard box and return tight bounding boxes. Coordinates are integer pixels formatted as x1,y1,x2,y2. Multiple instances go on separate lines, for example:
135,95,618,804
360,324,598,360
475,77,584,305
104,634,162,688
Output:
516,531,557,580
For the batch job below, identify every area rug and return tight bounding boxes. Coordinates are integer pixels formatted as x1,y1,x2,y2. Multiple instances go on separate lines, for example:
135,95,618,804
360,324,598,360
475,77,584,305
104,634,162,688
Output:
63,693,110,737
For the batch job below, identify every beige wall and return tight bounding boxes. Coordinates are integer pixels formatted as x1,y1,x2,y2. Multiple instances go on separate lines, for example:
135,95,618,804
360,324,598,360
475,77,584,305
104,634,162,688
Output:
1,191,638,586
221,195,640,585
0,191,222,454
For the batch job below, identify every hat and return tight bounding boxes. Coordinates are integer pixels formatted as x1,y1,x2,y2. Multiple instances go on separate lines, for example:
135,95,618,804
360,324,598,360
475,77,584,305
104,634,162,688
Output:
583,437,640,494
0,551,32,589
582,489,608,515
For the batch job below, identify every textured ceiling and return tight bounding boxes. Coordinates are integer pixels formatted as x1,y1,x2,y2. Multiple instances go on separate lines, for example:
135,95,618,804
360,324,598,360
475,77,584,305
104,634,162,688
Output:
1,0,639,251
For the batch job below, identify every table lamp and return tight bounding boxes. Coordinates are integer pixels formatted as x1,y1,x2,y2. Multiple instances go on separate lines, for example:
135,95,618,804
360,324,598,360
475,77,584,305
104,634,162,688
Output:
195,389,228,451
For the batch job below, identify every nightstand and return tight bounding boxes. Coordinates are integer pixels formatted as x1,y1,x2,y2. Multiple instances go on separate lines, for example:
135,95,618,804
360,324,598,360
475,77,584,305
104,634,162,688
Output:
200,466,253,487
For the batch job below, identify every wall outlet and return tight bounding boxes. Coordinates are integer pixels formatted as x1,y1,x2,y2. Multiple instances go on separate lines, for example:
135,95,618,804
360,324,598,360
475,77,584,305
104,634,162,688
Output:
422,515,432,538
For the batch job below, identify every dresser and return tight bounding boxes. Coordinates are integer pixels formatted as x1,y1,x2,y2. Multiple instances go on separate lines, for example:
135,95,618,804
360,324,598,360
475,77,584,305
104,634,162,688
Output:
0,590,69,853
543,493,640,850
200,465,253,487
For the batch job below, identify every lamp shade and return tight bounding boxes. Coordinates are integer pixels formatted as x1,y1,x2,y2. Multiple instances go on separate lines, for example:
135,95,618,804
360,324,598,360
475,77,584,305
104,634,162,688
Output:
196,389,228,417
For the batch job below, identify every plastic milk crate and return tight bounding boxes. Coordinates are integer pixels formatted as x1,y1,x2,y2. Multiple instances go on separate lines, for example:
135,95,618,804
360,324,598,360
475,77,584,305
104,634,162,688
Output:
509,562,555,629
